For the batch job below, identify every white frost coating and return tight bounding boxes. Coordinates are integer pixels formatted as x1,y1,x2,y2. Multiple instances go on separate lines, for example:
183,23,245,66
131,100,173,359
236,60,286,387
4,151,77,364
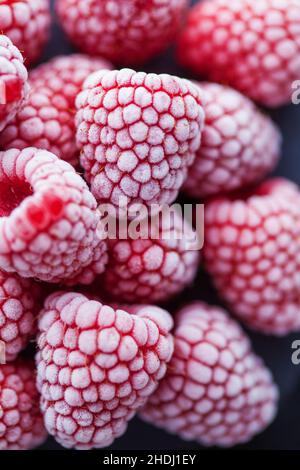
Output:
76,68,205,213
204,179,300,335
0,0,50,65
37,292,174,450
183,82,281,198
179,0,300,107
0,35,29,133
140,301,278,447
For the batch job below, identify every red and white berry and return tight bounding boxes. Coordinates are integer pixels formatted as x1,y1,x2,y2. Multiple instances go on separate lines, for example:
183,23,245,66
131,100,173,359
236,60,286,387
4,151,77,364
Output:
177,0,300,107
0,55,112,167
183,82,281,199
0,270,42,362
0,147,107,284
101,210,200,303
36,292,174,450
0,0,51,66
29,54,112,109
56,0,188,65
204,178,300,335
76,68,205,212
0,35,29,133
0,360,47,450
140,301,278,447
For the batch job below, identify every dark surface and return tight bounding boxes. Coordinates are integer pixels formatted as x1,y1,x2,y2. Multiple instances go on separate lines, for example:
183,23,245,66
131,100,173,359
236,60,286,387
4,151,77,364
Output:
36,0,300,451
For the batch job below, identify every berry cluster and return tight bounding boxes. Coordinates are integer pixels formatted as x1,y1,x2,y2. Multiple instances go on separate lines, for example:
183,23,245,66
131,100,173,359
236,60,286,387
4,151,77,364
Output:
0,0,298,452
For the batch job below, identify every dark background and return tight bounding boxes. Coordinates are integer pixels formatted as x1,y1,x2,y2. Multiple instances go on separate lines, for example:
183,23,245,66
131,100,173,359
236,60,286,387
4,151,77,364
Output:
37,0,300,450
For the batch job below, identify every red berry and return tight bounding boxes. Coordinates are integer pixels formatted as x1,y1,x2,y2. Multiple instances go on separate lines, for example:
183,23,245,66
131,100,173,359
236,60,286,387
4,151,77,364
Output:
0,35,29,133
102,211,200,303
75,68,205,212
0,55,112,167
0,0,51,66
204,178,300,335
0,148,107,284
183,82,281,199
56,0,188,65
177,0,300,107
140,301,278,447
0,360,47,450
36,292,174,449
0,270,42,362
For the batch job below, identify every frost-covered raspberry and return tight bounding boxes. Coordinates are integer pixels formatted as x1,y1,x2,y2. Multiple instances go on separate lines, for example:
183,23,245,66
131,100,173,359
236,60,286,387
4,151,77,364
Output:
0,55,112,167
56,0,188,65
0,35,29,133
0,148,107,284
140,301,278,447
36,292,174,450
29,54,112,108
101,210,200,303
183,83,281,199
0,360,47,450
0,0,51,66
204,178,300,335
178,0,300,107
0,270,42,362
76,68,205,212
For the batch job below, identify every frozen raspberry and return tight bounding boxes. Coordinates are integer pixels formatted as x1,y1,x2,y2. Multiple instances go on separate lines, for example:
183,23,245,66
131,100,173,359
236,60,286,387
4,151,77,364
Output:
56,0,188,65
36,291,174,450
0,35,29,133
76,68,205,212
140,301,278,447
182,83,281,199
0,360,47,450
0,55,112,167
0,147,107,284
101,210,200,303
0,0,51,66
204,178,300,335
29,54,112,108
0,270,42,362
177,0,300,107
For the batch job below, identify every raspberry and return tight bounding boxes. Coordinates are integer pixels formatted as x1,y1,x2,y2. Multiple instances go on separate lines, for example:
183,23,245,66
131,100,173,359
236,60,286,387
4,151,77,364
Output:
0,360,47,450
203,178,300,335
0,270,42,362
29,54,112,108
0,147,107,284
0,55,112,167
56,0,188,65
140,301,278,447
177,0,300,107
0,0,51,66
36,291,174,449
101,211,200,303
0,35,29,133
182,83,281,199
75,68,205,212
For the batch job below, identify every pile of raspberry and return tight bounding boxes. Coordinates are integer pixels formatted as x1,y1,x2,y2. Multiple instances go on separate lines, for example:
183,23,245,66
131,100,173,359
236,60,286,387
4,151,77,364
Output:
0,0,299,452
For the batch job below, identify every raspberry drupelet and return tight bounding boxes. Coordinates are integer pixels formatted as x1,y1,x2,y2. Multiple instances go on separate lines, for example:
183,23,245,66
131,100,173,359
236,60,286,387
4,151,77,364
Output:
56,0,188,66
182,83,281,199
0,55,112,168
140,301,278,447
0,147,107,284
36,292,174,450
0,360,47,450
0,35,29,133
101,210,200,304
0,270,42,362
75,68,205,213
0,0,51,66
204,178,300,335
177,0,300,107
